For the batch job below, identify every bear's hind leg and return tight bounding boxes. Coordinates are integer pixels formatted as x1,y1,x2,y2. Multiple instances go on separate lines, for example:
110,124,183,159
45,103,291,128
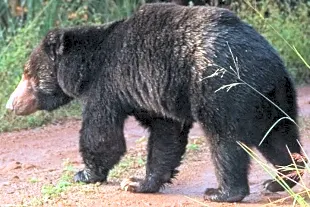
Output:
203,135,250,202
257,120,305,192
124,117,191,193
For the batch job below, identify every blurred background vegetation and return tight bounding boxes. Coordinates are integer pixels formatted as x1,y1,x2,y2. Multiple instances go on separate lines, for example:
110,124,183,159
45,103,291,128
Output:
0,0,309,132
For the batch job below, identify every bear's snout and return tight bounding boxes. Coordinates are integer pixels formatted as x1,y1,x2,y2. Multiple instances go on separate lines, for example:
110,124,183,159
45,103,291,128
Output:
6,75,38,115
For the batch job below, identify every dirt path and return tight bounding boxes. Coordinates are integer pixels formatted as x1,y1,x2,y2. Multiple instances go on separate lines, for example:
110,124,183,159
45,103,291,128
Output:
1,86,310,206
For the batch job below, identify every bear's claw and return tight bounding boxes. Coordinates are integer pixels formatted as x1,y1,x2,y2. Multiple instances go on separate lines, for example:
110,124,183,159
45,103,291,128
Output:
74,169,107,183
121,177,143,192
204,188,248,202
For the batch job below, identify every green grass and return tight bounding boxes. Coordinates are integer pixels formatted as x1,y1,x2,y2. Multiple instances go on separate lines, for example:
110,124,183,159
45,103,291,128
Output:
186,137,204,152
19,136,206,205
109,152,147,179
41,161,76,200
24,149,147,205
239,142,310,206
21,159,79,206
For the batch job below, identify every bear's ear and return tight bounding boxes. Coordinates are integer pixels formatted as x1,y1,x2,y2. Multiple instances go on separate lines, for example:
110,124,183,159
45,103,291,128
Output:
43,29,65,61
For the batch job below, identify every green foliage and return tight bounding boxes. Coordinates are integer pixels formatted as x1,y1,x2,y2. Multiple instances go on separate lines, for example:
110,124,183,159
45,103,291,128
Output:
238,0,310,83
41,160,76,200
109,154,146,179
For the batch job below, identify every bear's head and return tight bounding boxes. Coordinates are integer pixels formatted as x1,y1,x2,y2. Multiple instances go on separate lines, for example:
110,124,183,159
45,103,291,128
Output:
6,29,73,115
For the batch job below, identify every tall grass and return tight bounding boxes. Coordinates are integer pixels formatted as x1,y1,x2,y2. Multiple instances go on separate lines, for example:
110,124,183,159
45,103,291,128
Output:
239,142,310,206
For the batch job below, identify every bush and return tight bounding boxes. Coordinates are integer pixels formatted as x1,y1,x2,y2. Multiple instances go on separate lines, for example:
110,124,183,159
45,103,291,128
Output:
238,0,310,83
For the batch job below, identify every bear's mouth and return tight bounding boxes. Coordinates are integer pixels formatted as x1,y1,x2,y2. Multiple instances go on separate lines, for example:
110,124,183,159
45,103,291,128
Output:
6,75,38,116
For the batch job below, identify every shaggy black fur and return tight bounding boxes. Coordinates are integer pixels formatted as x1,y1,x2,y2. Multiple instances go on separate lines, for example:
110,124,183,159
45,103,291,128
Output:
16,3,303,202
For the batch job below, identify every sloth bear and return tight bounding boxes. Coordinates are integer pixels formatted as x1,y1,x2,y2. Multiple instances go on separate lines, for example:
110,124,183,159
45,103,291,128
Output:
6,3,304,202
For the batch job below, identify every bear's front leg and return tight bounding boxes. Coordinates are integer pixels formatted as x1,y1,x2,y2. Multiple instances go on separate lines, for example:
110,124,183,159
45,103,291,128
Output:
74,103,127,183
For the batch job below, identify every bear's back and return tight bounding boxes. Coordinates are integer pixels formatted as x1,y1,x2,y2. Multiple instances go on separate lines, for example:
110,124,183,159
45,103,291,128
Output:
121,4,284,83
